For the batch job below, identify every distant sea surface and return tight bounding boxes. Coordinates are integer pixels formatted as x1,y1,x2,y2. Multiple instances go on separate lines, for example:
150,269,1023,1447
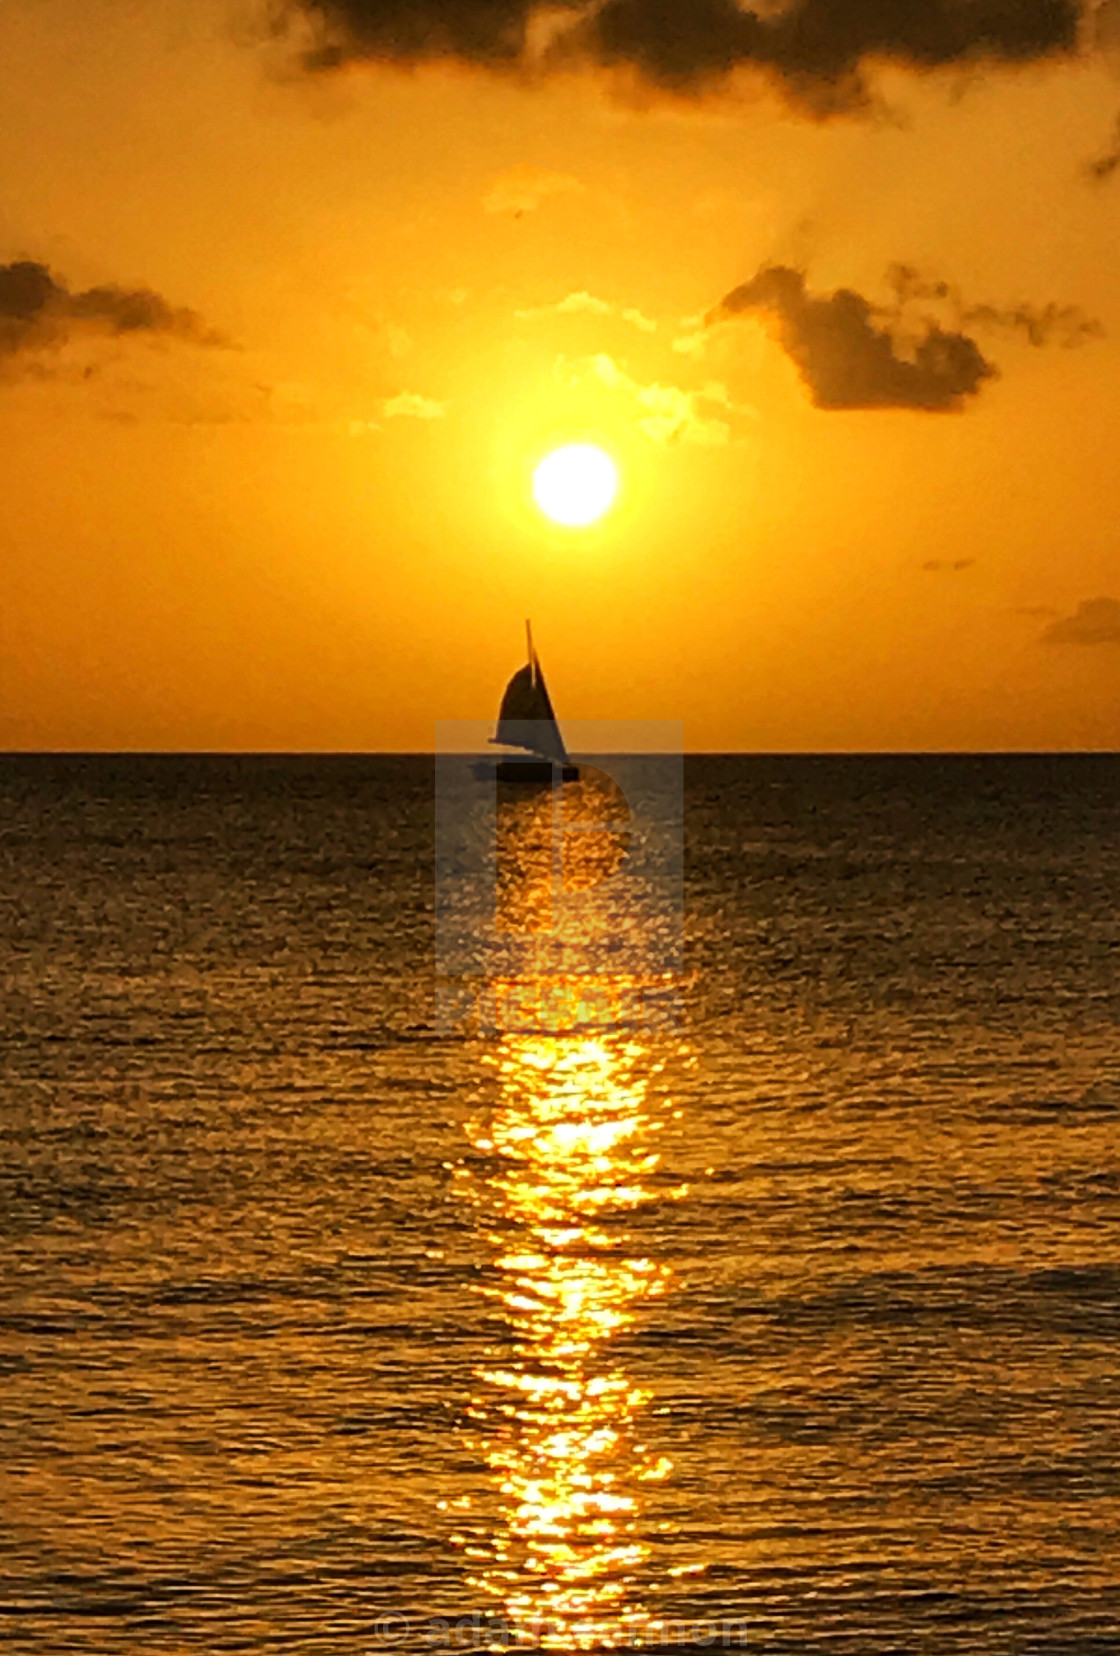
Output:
3,754,1120,1655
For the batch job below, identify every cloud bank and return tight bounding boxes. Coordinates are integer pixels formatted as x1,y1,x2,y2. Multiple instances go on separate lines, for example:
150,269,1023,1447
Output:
0,260,224,370
279,0,1083,109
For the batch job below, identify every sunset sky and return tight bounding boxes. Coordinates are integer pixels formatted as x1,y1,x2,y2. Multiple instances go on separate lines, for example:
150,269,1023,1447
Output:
3,0,1120,751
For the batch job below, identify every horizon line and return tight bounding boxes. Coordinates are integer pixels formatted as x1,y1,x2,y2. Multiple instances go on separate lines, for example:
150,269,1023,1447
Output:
1,748,1118,760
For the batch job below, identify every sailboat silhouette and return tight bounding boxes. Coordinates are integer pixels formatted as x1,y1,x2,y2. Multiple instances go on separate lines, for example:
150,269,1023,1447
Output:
485,622,579,784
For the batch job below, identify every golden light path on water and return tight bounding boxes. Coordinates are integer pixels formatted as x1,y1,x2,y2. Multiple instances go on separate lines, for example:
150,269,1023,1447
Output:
452,1030,685,1648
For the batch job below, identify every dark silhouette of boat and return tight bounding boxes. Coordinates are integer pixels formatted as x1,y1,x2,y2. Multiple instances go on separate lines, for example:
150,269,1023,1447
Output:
476,623,579,785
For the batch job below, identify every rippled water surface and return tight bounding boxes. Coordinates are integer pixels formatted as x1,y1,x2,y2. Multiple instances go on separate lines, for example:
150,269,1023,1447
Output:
3,754,1120,1653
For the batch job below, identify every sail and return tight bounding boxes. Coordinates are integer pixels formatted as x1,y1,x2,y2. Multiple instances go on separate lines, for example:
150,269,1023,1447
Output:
493,649,569,762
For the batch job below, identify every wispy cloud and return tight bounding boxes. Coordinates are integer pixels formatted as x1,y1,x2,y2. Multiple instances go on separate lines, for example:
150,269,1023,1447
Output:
381,391,447,420
1086,123,1120,182
483,165,584,216
1041,597,1120,645
671,318,708,357
556,353,752,447
518,290,657,331
889,264,1102,348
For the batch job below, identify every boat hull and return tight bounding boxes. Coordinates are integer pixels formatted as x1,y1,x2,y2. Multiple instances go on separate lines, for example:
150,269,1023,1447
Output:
473,759,579,786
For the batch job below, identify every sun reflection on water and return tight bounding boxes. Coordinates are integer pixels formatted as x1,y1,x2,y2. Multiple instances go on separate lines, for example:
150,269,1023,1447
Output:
455,1032,683,1647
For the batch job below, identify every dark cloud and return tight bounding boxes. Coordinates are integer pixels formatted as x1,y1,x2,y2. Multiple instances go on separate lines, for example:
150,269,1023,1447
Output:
1086,115,1120,180
1040,596,1120,644
889,264,1103,345
709,265,996,411
0,260,224,368
1086,2,1120,174
278,0,1082,108
710,263,1102,411
924,557,976,570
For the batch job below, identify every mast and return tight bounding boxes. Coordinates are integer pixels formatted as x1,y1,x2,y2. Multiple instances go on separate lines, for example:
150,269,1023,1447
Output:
526,619,535,684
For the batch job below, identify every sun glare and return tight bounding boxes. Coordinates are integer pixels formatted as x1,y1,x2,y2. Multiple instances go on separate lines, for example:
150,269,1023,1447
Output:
533,444,619,528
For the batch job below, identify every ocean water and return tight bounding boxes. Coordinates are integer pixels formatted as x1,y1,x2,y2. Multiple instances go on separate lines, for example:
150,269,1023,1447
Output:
2,753,1119,1654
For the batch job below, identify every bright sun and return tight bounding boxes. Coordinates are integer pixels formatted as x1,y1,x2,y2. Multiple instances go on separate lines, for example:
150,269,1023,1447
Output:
532,443,619,528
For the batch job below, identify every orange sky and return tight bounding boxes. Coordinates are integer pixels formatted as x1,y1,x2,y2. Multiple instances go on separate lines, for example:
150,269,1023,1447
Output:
2,0,1120,750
